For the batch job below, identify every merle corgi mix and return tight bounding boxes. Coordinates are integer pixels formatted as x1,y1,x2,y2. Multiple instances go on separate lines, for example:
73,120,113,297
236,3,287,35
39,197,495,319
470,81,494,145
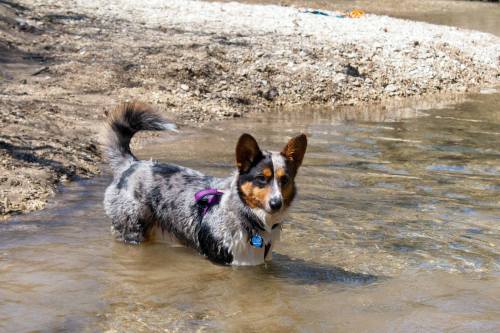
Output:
103,102,307,265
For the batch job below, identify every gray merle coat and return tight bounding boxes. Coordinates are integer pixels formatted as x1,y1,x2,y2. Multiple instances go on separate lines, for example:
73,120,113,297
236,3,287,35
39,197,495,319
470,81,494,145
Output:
103,102,307,265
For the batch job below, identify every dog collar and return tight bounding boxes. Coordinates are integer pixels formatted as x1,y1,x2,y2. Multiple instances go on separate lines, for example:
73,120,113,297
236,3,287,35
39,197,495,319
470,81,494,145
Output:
194,188,224,216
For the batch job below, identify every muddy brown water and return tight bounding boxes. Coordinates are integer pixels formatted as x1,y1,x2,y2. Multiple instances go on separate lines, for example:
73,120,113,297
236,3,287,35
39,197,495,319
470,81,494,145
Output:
1,89,500,332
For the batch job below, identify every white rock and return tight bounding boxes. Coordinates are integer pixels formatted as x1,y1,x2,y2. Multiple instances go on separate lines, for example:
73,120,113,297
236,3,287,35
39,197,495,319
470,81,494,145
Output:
385,84,398,92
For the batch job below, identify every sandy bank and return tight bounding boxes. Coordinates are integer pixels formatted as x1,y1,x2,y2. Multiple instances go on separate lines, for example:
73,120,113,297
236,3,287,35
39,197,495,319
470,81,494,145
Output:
1,0,499,218
235,0,500,36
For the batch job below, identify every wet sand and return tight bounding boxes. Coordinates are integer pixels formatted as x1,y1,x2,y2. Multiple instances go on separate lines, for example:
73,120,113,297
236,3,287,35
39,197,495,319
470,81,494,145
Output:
1,0,499,218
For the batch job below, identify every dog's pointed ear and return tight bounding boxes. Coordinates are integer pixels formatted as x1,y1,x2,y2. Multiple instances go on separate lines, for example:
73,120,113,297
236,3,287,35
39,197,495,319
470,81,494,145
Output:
236,133,262,173
282,134,307,169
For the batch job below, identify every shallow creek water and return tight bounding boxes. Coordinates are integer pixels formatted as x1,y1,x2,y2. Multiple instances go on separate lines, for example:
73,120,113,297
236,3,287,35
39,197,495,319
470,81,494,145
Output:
1,90,500,332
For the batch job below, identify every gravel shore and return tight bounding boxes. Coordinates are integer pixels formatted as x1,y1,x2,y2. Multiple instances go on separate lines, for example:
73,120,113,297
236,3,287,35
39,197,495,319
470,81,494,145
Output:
1,0,499,218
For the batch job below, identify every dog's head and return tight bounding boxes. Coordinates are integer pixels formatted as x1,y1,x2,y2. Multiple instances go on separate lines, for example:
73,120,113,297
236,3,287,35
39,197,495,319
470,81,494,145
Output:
236,133,307,220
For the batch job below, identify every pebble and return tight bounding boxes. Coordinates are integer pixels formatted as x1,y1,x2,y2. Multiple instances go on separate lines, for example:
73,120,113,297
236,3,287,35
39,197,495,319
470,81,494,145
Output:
385,84,398,93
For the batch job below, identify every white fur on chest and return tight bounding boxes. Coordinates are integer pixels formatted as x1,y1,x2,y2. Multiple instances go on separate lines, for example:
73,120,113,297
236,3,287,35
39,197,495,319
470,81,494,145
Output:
228,227,282,266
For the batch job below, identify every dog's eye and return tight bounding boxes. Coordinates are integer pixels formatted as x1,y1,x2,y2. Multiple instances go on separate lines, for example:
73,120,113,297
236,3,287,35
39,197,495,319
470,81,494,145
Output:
255,175,267,185
280,175,290,186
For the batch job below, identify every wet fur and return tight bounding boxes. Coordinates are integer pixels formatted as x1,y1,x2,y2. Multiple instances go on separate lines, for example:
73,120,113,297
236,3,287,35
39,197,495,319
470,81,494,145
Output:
103,102,307,265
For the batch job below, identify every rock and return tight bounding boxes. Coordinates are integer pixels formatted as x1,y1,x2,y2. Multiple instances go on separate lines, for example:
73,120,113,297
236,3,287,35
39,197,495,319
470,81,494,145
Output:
344,64,361,77
263,87,279,101
385,84,398,93
180,84,189,91
32,66,50,76
333,73,347,83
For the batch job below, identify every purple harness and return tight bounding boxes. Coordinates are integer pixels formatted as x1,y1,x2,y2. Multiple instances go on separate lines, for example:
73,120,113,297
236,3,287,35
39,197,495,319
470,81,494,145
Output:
194,188,224,216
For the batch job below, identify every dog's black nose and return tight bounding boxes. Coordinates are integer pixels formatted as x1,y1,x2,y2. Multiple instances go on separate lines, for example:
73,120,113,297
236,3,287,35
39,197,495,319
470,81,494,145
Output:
269,197,282,211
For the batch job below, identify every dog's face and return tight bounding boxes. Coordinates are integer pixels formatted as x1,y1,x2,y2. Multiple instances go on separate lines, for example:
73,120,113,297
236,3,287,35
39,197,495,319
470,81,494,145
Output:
236,133,307,216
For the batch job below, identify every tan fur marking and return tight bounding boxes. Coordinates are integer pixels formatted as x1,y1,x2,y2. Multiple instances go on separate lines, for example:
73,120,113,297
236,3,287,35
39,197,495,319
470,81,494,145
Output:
263,168,272,178
276,168,286,178
240,181,272,209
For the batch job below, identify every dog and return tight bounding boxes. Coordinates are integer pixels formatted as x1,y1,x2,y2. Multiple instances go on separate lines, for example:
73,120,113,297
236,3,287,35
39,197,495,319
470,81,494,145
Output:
103,102,307,265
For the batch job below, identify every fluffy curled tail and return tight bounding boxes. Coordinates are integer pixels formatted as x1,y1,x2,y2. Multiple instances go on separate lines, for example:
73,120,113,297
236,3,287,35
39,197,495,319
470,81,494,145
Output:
104,102,177,172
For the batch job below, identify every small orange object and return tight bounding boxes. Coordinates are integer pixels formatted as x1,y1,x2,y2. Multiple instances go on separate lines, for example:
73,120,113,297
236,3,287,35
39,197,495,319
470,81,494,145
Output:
347,9,365,18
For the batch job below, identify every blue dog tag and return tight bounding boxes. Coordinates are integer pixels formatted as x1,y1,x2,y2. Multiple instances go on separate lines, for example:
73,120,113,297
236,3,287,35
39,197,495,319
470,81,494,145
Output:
250,234,264,248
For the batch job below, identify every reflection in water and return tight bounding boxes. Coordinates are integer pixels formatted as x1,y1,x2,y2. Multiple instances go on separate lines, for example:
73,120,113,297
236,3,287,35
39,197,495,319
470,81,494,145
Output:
1,90,500,332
